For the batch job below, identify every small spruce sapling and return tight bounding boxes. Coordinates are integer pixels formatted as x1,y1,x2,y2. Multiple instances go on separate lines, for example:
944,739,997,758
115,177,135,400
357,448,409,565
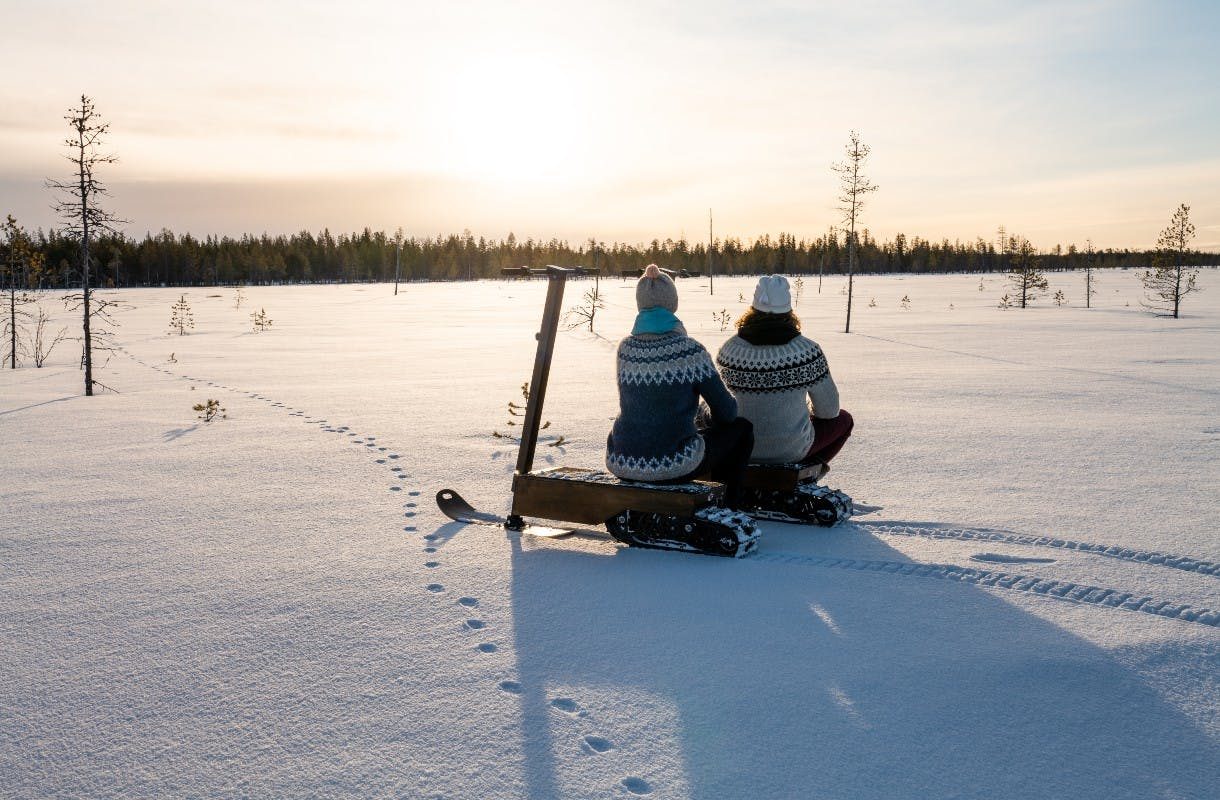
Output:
978,278,985,292
233,285,246,310
250,307,272,331
193,398,225,422
998,294,1012,309
713,309,732,331
868,297,877,308
1054,290,1066,307
169,294,194,335
792,276,805,308
899,294,911,310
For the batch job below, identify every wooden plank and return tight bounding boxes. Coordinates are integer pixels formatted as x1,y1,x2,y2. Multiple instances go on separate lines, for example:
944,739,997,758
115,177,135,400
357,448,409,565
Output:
514,267,572,476
511,468,720,525
743,462,820,490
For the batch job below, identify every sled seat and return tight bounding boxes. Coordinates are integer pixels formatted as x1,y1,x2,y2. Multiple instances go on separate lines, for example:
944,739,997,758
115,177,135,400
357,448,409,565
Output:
742,461,823,491
511,466,723,526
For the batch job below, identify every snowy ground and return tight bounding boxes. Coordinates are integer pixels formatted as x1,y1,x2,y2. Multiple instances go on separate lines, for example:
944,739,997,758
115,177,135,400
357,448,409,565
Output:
2,269,1218,799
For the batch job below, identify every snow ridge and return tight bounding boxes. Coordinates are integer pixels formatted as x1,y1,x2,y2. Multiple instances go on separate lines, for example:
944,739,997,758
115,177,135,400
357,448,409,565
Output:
859,522,1220,577
751,552,1220,628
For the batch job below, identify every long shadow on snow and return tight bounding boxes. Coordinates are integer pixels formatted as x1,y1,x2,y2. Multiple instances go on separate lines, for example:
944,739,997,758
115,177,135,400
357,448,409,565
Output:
506,519,1220,800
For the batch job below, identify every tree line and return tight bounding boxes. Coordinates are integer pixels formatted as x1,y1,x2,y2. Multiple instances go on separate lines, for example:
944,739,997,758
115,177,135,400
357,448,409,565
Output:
4,224,1211,290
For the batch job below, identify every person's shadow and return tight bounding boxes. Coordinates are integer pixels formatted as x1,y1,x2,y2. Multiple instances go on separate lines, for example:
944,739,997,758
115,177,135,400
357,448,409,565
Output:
502,519,1220,799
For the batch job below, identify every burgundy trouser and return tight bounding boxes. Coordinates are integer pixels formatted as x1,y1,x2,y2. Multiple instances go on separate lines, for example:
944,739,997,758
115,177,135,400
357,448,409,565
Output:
805,409,854,464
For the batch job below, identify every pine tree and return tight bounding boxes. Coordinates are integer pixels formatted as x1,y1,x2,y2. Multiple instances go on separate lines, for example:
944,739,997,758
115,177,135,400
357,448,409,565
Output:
1141,204,1199,318
250,307,273,331
2,216,44,368
169,294,194,335
1006,236,1048,308
46,96,124,395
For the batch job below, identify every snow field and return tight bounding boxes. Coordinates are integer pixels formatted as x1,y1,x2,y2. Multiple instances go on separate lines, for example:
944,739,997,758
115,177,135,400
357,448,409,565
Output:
2,269,1218,798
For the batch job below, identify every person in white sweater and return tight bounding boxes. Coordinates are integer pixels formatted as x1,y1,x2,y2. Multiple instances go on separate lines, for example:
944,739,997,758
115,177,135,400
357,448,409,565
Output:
715,275,853,471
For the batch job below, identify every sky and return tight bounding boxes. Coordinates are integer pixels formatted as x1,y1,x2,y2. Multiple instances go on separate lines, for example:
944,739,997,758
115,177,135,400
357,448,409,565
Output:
2,0,1218,250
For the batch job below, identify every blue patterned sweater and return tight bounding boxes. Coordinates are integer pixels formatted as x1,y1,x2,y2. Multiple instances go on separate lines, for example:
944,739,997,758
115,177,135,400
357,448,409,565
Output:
606,331,738,481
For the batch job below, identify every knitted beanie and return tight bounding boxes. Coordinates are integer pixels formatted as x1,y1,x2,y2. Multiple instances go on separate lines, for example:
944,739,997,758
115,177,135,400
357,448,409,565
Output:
752,274,792,313
636,264,679,312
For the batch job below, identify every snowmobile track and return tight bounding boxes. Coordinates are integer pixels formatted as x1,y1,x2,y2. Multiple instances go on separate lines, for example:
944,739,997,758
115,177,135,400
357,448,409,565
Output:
859,522,1220,578
752,551,1220,629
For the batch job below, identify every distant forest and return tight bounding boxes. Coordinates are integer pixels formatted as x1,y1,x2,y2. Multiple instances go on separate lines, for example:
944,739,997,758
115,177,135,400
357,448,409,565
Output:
7,226,1215,288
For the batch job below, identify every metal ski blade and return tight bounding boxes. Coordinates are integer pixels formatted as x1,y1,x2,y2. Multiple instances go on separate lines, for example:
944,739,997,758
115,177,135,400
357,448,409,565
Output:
516,524,574,538
436,489,506,525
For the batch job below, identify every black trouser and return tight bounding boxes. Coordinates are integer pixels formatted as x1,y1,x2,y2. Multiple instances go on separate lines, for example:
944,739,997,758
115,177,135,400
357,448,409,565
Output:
667,418,754,509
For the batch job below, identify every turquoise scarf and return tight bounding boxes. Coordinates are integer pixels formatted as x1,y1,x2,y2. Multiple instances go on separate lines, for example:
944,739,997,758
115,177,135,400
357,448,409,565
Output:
632,307,681,335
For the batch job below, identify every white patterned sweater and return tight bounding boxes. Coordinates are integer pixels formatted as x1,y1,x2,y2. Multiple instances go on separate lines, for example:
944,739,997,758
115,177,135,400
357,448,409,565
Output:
715,334,840,463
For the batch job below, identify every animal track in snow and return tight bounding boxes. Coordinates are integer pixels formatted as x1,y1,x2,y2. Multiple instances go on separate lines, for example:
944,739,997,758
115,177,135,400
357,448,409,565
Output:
424,561,440,568
426,584,444,593
458,597,479,608
620,777,653,795
498,681,523,695
549,698,581,715
582,736,614,754
476,643,497,653
464,619,486,630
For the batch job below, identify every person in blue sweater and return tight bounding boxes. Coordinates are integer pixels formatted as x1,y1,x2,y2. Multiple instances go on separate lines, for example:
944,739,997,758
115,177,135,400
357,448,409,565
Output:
606,265,754,508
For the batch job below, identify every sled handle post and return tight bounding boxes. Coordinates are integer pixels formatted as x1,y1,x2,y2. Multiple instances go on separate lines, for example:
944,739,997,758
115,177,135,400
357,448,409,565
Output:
515,266,572,476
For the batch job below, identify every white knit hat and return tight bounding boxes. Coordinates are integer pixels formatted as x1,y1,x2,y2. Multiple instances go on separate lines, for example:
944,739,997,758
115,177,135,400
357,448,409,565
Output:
752,275,792,313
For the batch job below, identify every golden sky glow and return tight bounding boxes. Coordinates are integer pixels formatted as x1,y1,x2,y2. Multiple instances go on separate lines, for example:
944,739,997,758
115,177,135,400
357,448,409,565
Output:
2,0,1218,249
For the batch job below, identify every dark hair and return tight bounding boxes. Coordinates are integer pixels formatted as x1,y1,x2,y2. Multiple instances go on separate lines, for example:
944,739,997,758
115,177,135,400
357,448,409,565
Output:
735,307,801,331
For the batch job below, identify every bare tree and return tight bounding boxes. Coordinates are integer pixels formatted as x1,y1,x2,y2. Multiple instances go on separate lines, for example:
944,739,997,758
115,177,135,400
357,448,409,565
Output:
564,286,605,332
393,226,404,296
46,95,125,396
832,131,878,333
1142,204,1199,318
1006,236,1048,308
32,304,68,367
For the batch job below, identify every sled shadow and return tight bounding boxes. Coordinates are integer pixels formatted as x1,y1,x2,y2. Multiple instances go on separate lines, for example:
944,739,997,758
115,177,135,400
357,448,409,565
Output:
505,520,1220,799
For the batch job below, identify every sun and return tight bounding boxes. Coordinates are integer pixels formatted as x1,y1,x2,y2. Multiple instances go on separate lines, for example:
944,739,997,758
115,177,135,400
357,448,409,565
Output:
433,51,600,186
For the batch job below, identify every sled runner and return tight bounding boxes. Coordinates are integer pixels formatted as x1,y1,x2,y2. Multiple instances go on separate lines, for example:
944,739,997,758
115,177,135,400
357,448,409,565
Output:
436,266,759,558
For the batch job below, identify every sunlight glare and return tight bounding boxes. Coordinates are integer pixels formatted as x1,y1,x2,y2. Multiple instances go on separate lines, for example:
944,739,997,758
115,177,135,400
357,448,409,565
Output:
436,50,598,186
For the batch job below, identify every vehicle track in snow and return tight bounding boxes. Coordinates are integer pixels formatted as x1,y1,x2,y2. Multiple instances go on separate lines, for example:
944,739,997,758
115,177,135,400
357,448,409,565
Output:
751,551,1220,628
857,522,1220,577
